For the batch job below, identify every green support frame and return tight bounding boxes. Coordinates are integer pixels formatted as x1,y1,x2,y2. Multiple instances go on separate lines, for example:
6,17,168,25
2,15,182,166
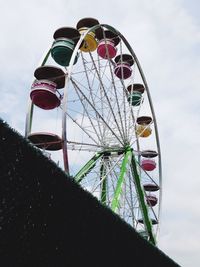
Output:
74,147,155,245
131,152,156,245
111,148,132,211
75,152,103,183
100,157,107,205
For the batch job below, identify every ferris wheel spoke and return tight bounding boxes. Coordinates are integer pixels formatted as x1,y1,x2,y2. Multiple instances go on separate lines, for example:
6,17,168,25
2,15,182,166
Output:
70,78,124,146
66,140,105,151
115,77,138,145
80,52,105,143
92,153,124,195
114,182,138,225
117,43,132,141
70,70,126,145
72,81,103,144
123,192,136,226
96,57,113,140
65,111,99,145
107,58,128,141
88,52,126,143
122,81,129,141
126,172,138,224
94,58,127,140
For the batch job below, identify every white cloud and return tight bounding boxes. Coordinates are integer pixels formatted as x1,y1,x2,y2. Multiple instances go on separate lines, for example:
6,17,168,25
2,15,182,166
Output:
1,0,200,266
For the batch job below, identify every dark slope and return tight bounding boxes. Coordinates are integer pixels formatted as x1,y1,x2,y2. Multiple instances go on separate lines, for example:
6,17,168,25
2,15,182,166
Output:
0,119,180,267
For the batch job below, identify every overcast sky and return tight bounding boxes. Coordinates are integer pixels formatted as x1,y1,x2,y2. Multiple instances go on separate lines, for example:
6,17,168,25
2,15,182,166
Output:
1,0,200,266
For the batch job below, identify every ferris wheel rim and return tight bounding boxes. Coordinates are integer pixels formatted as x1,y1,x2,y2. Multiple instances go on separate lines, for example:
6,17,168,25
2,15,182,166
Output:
61,23,162,242
25,22,162,244
64,23,162,204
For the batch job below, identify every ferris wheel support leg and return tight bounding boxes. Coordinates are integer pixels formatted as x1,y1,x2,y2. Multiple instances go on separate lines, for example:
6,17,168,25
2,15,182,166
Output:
74,153,103,183
62,140,69,175
100,157,107,205
25,99,34,137
130,152,156,245
111,148,132,212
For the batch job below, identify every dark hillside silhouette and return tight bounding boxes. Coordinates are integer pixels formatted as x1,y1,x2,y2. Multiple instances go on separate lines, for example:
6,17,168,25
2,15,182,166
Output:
0,119,180,267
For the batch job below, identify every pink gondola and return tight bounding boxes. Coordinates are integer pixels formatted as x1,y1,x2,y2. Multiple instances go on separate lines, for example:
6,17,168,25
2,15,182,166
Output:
30,66,65,110
146,195,158,207
141,159,156,171
114,54,134,79
31,80,60,110
96,30,120,59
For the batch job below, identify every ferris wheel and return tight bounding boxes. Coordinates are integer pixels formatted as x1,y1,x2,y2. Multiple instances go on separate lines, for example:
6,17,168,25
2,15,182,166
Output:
25,18,162,245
